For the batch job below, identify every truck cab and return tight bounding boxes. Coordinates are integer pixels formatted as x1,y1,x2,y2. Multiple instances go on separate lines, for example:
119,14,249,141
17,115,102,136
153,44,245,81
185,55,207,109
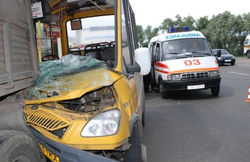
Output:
149,27,221,98
24,0,150,161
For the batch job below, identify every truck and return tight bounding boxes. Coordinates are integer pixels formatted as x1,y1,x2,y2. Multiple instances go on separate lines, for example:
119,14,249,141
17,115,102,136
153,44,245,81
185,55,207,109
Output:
148,27,221,98
24,0,150,162
244,34,250,58
0,0,44,161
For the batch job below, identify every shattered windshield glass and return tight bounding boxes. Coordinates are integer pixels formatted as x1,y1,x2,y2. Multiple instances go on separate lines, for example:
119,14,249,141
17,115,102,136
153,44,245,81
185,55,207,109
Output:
28,55,107,100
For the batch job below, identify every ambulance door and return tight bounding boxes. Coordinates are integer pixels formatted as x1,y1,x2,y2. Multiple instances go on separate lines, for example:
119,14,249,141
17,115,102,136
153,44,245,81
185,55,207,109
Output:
153,42,162,85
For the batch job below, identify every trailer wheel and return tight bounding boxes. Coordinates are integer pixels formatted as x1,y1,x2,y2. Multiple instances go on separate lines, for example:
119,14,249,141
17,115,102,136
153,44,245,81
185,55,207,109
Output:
0,130,42,162
124,121,143,162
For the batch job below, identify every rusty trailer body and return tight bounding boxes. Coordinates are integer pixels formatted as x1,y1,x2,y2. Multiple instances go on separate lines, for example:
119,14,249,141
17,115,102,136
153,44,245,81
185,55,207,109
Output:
0,0,39,97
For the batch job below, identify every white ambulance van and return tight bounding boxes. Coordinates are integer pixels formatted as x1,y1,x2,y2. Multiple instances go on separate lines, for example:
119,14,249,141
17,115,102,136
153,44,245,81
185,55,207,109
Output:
149,27,221,98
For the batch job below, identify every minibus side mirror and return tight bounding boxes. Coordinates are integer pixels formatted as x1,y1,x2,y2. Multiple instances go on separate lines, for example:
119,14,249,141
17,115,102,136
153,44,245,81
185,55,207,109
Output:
134,48,151,75
216,50,221,57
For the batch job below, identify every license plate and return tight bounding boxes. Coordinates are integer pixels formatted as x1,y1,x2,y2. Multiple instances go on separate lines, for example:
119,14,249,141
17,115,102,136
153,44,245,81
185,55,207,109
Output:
187,84,205,90
39,143,60,162
225,59,231,62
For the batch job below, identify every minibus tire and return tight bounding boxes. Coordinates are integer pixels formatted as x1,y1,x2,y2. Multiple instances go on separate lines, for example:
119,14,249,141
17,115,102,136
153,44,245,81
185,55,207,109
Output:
0,130,42,162
211,87,220,96
124,121,143,162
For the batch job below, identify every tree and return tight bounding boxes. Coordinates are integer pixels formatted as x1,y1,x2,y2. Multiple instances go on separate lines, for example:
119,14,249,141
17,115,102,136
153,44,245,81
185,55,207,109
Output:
196,16,209,31
160,18,175,32
144,25,159,46
182,16,195,30
242,13,250,35
205,11,244,55
136,25,144,45
136,12,249,55
160,15,195,32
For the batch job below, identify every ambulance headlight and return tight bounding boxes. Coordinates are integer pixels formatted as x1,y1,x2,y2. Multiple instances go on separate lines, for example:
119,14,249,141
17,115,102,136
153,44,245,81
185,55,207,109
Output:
167,74,182,80
81,109,120,137
209,70,220,77
170,74,182,80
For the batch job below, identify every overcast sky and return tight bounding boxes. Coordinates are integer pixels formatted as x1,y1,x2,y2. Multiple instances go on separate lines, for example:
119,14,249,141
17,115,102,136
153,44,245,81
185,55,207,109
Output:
129,0,250,28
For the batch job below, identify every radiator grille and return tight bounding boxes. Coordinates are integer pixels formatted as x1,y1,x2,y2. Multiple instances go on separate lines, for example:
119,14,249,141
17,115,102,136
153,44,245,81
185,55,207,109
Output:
181,72,209,80
24,107,69,131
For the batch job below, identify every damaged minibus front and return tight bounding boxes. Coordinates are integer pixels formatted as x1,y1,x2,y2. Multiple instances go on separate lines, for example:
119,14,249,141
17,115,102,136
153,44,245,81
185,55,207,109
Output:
24,0,150,161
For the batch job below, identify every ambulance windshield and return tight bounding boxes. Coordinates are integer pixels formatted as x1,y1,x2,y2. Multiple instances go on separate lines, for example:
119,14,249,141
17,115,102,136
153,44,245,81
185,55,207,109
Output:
162,38,212,59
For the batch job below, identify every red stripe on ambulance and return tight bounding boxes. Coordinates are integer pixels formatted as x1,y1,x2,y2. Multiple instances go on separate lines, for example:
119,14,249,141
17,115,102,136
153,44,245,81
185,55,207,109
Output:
154,62,169,69
155,69,169,74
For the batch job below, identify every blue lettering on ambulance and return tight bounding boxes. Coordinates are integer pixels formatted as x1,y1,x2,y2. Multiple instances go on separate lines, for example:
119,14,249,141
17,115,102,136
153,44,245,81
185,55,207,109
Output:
165,33,201,40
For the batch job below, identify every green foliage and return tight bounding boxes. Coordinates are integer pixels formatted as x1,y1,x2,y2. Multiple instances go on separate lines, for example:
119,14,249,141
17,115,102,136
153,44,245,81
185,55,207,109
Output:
144,25,159,44
136,12,250,55
242,13,250,35
136,25,159,47
136,25,144,45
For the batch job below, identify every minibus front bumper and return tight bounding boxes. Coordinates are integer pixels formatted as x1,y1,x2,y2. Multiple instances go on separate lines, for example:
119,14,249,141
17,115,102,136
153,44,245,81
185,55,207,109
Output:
30,128,117,162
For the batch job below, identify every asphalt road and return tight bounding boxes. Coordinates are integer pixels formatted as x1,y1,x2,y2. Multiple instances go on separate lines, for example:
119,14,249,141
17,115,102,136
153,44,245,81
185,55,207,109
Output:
144,57,250,162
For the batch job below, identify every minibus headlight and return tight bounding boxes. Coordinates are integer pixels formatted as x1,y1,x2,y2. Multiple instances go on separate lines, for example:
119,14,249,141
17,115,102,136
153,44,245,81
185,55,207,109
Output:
81,109,120,137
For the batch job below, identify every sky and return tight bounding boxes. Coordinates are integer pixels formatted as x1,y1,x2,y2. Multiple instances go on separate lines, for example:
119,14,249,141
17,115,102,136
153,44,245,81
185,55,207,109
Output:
129,0,250,28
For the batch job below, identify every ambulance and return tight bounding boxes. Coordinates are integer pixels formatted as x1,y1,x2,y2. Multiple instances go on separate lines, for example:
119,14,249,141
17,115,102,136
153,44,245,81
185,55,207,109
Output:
149,27,221,98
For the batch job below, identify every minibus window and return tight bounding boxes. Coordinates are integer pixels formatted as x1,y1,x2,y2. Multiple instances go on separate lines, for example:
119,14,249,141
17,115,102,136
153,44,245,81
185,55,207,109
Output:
67,15,115,51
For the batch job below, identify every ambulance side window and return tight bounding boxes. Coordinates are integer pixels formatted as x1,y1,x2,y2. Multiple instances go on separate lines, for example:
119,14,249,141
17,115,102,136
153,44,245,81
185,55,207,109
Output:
150,43,156,62
155,43,161,61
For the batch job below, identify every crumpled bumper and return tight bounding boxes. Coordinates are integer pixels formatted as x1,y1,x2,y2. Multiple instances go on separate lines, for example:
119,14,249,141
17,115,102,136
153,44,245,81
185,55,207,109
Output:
30,128,117,162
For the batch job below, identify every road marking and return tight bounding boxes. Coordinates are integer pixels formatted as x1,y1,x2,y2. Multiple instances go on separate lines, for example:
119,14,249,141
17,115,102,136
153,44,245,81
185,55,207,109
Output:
238,64,250,67
228,71,250,76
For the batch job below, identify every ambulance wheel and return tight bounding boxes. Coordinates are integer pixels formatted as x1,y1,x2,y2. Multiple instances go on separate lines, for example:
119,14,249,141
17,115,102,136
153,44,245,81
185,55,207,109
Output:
124,121,143,162
159,79,168,98
0,130,42,162
211,87,220,96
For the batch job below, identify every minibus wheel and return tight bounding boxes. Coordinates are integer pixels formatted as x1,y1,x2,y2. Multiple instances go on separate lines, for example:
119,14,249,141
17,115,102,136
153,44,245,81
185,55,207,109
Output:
124,121,143,162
